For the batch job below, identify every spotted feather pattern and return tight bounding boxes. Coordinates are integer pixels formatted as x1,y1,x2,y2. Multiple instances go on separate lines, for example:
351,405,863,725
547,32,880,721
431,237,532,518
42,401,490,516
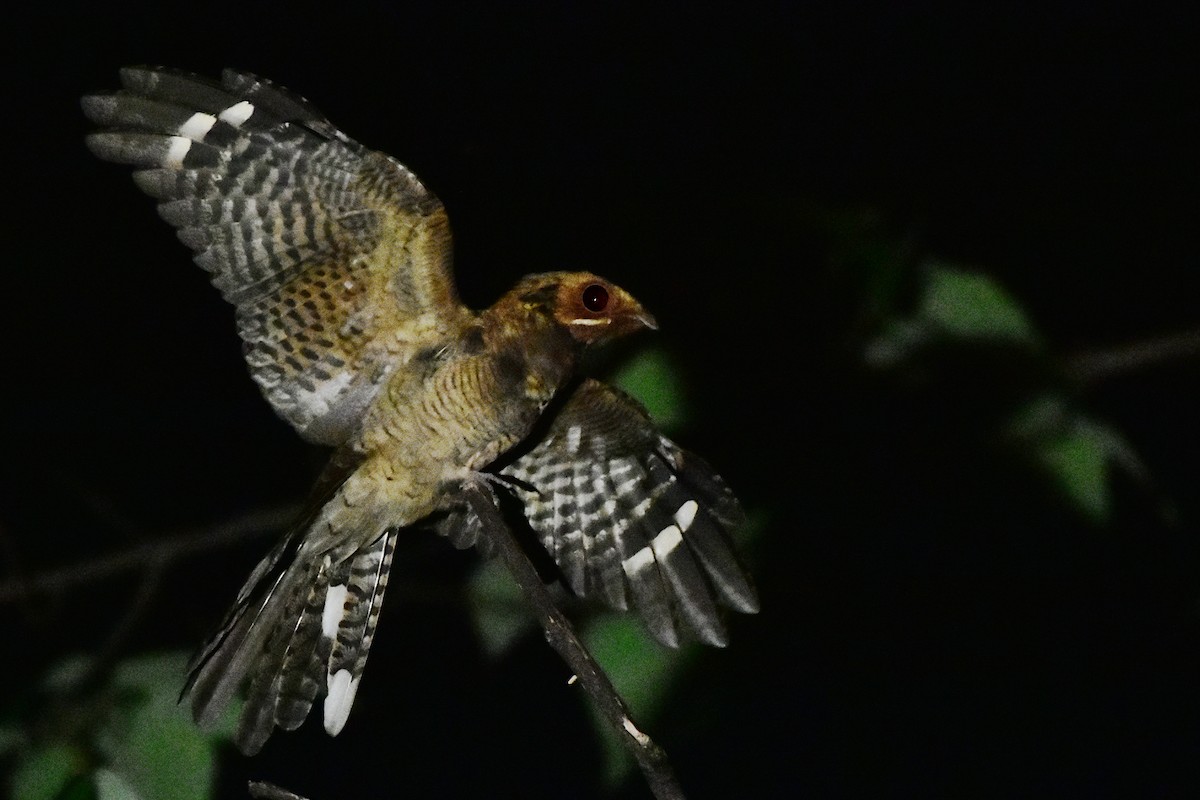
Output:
86,68,758,757
83,67,467,444
495,379,759,647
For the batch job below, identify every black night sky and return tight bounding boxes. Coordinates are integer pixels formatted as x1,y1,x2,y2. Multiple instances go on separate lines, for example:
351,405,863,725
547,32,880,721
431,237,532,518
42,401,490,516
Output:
3,2,1197,798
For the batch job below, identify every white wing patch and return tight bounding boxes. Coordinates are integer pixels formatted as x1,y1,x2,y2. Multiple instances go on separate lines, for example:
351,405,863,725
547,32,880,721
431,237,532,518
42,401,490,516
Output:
651,524,684,559
621,501,694,577
623,543,656,577
165,135,192,167
673,499,699,532
218,100,256,127
177,111,217,141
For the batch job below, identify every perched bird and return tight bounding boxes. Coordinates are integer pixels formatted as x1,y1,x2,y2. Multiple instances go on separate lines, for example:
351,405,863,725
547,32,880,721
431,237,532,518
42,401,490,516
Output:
82,67,759,754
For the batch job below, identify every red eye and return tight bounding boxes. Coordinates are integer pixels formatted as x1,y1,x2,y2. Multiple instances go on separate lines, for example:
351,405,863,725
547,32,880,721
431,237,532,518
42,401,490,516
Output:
582,283,609,312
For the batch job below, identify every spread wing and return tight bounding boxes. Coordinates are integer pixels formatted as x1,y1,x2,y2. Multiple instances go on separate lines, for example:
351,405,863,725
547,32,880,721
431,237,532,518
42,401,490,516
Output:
461,379,759,647
83,67,470,444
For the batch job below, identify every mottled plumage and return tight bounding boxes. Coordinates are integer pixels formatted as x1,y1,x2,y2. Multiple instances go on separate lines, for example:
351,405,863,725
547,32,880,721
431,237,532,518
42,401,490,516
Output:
83,67,757,754
496,379,759,648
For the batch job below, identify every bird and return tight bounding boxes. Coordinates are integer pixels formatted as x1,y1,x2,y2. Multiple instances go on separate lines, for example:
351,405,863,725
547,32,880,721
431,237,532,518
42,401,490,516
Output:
82,67,759,755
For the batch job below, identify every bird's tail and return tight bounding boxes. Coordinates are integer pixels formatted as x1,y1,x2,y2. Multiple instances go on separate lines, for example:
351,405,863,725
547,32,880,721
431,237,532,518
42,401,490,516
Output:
183,518,398,754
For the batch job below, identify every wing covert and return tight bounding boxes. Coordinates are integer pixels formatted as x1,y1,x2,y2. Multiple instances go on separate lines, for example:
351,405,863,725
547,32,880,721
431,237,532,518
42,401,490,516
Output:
83,67,469,444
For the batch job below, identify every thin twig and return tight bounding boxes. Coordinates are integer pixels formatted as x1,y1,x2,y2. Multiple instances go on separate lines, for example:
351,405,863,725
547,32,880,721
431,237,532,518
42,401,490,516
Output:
248,781,311,800
465,482,686,800
69,559,168,698
0,499,496,612
1066,326,1200,383
0,502,302,604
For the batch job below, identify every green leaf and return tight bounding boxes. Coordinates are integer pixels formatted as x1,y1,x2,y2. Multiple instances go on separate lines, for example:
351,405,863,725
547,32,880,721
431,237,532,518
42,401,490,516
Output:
863,318,932,367
609,348,688,432
584,615,688,719
866,263,1044,366
11,742,85,800
468,558,535,657
1038,430,1110,522
0,724,23,756
919,263,1041,346
95,653,218,800
1007,394,1148,523
93,770,144,800
581,614,696,786
41,655,94,692
58,776,98,800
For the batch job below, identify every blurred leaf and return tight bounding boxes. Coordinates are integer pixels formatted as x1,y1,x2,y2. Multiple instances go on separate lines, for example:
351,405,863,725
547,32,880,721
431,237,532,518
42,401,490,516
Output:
468,557,534,657
59,777,98,800
93,770,144,800
864,319,932,368
866,263,1041,366
1038,431,1109,522
920,264,1040,345
11,652,234,800
581,614,696,786
41,655,94,692
584,615,688,720
0,724,22,756
11,742,86,800
1007,394,1148,523
94,652,221,800
609,348,688,432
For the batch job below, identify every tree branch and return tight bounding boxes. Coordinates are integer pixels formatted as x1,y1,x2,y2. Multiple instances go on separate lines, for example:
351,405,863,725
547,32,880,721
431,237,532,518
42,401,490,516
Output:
1066,326,1200,383
0,502,301,604
464,482,686,800
248,781,311,800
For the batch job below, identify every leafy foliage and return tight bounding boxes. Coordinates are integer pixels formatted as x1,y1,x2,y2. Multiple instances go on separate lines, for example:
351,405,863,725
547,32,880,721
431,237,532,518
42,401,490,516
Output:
3,653,235,800
1005,394,1149,523
866,263,1041,367
862,256,1152,525
582,615,695,786
607,348,690,432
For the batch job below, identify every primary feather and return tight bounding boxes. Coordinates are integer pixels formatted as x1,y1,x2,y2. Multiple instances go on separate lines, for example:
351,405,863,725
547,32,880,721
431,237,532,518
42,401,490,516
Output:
84,67,756,754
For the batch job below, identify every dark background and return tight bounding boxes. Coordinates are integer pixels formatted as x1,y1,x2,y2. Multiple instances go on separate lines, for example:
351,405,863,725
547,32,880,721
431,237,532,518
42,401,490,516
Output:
3,2,1197,797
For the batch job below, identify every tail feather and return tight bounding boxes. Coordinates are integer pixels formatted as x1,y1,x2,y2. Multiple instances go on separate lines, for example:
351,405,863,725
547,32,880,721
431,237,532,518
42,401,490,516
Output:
231,554,324,754
184,531,300,731
273,559,338,731
323,528,397,736
182,520,398,754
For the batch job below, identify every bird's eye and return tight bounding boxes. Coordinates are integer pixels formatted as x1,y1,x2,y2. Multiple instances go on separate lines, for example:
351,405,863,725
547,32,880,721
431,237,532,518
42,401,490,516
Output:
582,283,609,313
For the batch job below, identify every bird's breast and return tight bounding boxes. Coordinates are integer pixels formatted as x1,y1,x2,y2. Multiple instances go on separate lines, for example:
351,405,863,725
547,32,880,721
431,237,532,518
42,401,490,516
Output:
356,344,557,506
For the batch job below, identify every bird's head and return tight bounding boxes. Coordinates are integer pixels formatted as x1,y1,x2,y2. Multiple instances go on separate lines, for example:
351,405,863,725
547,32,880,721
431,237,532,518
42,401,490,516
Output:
512,271,658,345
